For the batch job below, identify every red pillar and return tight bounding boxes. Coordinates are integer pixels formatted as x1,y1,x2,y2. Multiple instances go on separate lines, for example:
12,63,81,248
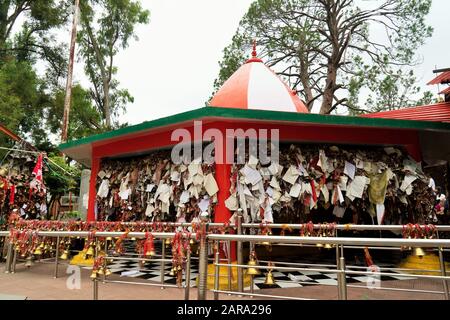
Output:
214,129,236,261
405,144,422,162
87,157,100,222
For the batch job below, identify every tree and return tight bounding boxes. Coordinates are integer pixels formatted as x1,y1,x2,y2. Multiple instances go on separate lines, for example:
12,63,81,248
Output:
213,0,433,114
78,0,149,129
0,1,71,77
47,84,103,141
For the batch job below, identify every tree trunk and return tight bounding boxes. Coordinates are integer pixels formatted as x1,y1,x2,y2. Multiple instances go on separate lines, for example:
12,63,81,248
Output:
0,1,10,52
102,77,111,128
48,194,61,220
320,62,337,114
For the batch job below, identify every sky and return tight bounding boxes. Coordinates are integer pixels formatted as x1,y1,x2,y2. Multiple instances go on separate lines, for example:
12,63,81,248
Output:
69,0,450,125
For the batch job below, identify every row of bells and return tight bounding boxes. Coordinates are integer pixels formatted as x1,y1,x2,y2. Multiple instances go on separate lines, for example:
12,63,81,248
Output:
91,267,112,279
247,258,275,285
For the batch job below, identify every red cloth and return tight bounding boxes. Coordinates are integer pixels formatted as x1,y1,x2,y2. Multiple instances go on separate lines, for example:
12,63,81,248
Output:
32,153,43,184
9,185,15,205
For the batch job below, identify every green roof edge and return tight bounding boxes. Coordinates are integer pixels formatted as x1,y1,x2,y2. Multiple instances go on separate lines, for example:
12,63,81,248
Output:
59,106,450,151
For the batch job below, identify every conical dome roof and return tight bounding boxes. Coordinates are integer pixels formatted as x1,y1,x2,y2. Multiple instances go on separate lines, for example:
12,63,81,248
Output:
209,43,308,113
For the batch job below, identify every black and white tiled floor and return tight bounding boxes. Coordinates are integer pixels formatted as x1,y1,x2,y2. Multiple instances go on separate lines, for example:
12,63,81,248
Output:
82,240,417,290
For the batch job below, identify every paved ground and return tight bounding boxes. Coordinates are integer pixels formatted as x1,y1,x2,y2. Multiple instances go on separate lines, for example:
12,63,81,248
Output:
0,262,448,300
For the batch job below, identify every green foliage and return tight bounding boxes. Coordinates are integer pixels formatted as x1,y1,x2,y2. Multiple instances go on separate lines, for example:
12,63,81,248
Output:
44,154,81,196
213,0,434,114
78,0,150,128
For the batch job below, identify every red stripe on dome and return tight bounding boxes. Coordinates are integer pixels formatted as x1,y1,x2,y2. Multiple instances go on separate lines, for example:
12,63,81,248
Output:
209,63,252,109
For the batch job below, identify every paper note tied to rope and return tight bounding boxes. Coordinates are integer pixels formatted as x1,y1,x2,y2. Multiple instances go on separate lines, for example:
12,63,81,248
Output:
344,161,356,180
289,183,302,198
225,193,239,210
204,173,219,196
180,190,190,204
347,176,367,199
400,174,417,192
97,179,110,198
282,165,300,185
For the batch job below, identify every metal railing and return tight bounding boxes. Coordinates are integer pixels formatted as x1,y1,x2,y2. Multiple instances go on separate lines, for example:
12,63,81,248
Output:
2,222,450,300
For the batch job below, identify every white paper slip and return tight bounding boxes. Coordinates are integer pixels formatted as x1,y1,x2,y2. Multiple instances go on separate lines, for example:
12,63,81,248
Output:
121,270,140,276
282,165,300,185
180,190,190,204
146,184,155,192
198,197,210,212
289,183,302,198
344,161,356,180
204,173,219,196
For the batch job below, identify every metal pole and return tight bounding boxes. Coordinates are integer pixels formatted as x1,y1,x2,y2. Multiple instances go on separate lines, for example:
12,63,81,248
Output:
61,0,80,143
227,240,232,293
214,241,220,300
93,239,98,300
4,242,13,273
250,241,255,297
54,236,60,279
336,243,341,300
437,231,449,300
11,247,17,274
161,240,166,289
184,247,191,300
197,217,209,300
338,246,347,300
237,209,243,293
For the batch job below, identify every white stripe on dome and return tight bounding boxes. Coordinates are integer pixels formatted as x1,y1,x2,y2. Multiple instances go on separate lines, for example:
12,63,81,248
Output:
247,62,297,112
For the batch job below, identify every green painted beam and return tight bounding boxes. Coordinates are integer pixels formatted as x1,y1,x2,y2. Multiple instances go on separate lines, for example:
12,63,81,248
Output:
59,106,450,151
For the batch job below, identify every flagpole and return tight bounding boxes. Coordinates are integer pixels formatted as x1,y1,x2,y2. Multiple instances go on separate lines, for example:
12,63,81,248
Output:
61,0,80,143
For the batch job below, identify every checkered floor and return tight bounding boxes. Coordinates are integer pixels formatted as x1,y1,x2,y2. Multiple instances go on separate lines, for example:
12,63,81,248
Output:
83,240,417,290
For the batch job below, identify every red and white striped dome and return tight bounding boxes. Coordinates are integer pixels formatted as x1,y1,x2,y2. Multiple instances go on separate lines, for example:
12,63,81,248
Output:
209,44,308,113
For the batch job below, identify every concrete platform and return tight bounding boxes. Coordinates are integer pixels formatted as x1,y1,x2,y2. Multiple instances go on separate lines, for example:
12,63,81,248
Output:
0,262,448,300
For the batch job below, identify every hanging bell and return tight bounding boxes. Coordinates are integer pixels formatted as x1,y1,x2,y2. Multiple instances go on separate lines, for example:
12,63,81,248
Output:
264,270,275,285
316,243,324,248
34,247,43,256
25,256,34,268
90,270,98,279
247,258,260,276
106,237,112,241
97,267,105,275
131,237,136,241
165,238,171,246
145,249,155,257
60,250,69,260
86,244,94,257
104,268,112,276
169,267,175,276
190,239,194,245
324,243,332,249
177,265,182,271
414,247,426,258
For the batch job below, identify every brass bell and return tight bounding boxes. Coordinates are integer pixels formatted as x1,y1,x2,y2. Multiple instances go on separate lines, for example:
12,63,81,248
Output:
316,243,324,248
145,249,155,257
104,268,112,276
190,239,194,245
177,265,182,271
247,258,260,276
324,243,332,249
86,244,94,257
97,268,105,275
414,247,426,258
60,250,69,260
90,270,98,279
264,270,275,285
165,238,171,246
106,237,112,241
25,256,34,268
34,247,43,256
131,237,136,241
169,267,175,276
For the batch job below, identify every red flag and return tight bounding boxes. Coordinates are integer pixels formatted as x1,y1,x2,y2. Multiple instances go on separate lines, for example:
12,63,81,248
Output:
32,153,43,183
